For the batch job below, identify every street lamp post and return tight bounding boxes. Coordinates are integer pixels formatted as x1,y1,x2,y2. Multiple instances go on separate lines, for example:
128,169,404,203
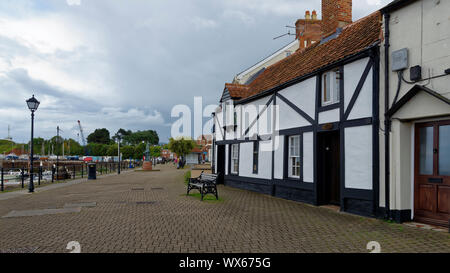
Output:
26,95,40,193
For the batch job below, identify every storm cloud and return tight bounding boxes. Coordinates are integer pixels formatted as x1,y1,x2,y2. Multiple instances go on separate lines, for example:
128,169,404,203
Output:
0,0,390,143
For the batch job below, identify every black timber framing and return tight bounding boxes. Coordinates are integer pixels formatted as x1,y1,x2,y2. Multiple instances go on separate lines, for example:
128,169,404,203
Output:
244,95,274,136
276,93,316,125
219,47,381,219
343,59,373,121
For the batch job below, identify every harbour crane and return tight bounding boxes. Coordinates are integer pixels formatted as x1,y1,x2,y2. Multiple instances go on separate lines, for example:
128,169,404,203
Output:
77,120,87,146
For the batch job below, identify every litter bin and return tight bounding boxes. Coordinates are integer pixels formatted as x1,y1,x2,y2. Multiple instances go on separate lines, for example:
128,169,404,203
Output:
88,163,97,180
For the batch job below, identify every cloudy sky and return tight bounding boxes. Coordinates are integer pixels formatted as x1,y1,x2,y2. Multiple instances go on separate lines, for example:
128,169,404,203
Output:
0,0,391,144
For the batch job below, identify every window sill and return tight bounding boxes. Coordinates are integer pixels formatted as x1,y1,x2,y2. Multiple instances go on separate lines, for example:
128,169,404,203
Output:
319,102,340,112
286,177,301,181
223,125,237,131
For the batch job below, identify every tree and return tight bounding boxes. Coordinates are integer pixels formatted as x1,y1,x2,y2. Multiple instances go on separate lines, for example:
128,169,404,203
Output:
106,145,117,156
87,128,111,144
168,137,196,161
150,146,161,158
112,128,132,143
87,143,108,156
121,145,135,159
134,142,146,160
124,130,159,145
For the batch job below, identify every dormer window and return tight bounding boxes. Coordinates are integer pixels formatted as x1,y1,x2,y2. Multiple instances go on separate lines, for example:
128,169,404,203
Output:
322,68,341,106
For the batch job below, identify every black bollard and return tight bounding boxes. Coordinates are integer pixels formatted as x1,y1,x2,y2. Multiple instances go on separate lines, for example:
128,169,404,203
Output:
1,168,3,192
38,166,41,186
21,168,24,188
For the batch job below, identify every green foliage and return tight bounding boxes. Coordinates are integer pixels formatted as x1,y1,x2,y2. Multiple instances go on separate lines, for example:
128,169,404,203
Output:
87,143,108,156
122,130,159,145
150,146,161,157
184,171,191,185
121,145,135,159
168,137,196,158
87,128,111,144
106,145,118,156
112,128,132,143
134,142,146,160
0,139,15,154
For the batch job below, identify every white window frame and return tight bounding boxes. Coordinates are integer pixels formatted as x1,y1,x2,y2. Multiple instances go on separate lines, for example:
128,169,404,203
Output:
231,144,239,174
288,135,300,179
321,68,340,106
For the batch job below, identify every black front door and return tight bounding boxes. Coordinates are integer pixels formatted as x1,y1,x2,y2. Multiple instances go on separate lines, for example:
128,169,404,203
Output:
216,145,225,184
318,130,341,206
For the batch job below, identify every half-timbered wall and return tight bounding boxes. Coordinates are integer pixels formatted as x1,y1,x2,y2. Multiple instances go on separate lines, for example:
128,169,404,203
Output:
214,50,380,218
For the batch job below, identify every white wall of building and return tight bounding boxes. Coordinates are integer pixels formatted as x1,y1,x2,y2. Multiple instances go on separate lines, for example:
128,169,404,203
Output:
278,77,316,119
345,125,373,190
274,136,284,179
303,132,314,183
239,140,272,179
380,0,450,211
318,108,340,124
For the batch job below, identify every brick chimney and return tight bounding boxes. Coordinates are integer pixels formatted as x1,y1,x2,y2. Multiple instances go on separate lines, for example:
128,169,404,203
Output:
321,0,352,36
295,10,323,49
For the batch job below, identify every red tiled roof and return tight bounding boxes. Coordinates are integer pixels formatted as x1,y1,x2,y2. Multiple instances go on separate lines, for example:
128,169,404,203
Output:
225,11,382,102
224,83,252,99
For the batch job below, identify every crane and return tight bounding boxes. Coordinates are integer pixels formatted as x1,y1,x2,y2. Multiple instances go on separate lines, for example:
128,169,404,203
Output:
77,120,87,146
77,120,88,156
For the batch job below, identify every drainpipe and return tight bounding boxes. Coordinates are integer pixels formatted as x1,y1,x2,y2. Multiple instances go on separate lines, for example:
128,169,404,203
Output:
384,12,391,220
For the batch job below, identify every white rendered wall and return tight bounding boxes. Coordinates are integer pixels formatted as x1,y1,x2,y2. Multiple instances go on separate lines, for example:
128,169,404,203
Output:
225,144,229,175
277,98,312,130
345,125,373,190
241,96,271,138
318,108,340,124
278,77,316,119
214,145,217,173
215,111,224,141
239,141,272,179
344,57,370,111
274,136,284,179
303,132,314,183
348,68,373,120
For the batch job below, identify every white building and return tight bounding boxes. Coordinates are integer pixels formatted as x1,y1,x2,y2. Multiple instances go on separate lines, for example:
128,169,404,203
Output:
213,0,383,218
212,0,450,227
233,40,299,85
380,0,450,226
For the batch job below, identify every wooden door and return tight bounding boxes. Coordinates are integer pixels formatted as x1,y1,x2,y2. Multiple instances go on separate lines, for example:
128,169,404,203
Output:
216,145,225,184
318,131,340,206
414,120,450,227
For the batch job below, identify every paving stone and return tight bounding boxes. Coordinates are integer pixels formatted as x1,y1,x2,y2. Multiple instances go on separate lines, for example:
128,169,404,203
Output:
0,164,448,253
2,207,81,218
64,202,97,208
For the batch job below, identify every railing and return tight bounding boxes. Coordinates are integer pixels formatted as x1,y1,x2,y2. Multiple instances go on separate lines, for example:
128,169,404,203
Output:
0,161,142,192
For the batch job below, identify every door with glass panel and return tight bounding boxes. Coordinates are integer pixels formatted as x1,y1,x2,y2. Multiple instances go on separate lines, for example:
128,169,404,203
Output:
414,120,450,227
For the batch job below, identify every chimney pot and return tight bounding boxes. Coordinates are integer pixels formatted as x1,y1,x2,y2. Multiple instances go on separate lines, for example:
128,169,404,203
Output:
312,10,317,20
305,10,311,20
